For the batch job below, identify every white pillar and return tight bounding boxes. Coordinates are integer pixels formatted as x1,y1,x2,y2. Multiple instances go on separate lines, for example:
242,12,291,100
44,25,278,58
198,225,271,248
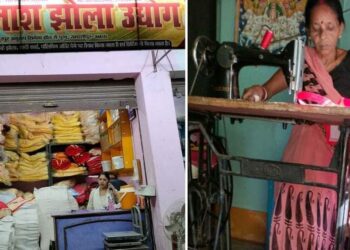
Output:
135,69,185,249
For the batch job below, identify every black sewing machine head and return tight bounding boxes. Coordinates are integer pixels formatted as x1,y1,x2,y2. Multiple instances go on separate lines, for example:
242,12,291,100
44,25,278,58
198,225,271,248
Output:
192,36,304,100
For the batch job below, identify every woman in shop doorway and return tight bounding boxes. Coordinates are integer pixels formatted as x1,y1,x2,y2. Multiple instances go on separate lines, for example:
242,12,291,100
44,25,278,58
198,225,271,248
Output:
243,0,349,249
87,172,119,210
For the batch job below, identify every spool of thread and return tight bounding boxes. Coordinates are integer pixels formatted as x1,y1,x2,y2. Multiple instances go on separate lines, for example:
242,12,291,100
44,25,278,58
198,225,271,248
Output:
260,29,274,49
252,94,260,102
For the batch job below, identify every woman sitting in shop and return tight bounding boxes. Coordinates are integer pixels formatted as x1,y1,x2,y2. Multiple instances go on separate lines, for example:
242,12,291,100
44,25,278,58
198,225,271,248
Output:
243,0,349,248
87,172,120,210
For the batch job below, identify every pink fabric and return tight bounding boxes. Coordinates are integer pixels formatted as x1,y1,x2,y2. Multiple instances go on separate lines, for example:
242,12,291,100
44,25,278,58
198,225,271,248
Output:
303,47,342,103
296,91,338,106
269,47,342,250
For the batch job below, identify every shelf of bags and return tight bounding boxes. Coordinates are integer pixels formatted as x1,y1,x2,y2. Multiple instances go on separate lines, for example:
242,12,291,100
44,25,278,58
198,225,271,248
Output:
49,162,87,185
48,142,101,185
48,142,100,152
6,143,47,156
52,168,88,178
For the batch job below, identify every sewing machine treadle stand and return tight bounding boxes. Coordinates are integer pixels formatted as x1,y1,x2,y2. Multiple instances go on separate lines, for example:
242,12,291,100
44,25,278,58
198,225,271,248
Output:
188,97,350,250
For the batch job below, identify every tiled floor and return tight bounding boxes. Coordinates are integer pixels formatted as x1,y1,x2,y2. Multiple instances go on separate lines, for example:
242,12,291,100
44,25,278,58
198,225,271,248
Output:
231,240,265,250
188,240,265,250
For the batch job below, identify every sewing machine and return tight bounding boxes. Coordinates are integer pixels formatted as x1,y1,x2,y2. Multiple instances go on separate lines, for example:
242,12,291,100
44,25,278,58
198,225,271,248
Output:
191,36,304,101
188,37,350,250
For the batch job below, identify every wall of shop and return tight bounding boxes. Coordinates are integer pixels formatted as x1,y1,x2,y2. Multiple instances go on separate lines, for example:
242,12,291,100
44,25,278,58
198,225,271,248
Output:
135,71,184,249
0,50,185,82
216,0,350,221
0,49,185,249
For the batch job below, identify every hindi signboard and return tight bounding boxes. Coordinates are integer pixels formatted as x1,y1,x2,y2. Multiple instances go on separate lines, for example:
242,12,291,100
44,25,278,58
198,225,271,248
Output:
0,0,185,53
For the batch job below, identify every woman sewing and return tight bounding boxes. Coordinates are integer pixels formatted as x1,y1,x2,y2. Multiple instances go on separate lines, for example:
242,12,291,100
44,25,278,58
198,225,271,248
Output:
243,0,349,248
87,172,119,210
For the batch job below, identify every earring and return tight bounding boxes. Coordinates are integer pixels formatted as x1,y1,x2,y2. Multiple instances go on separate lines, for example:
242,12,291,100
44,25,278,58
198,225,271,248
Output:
307,37,314,47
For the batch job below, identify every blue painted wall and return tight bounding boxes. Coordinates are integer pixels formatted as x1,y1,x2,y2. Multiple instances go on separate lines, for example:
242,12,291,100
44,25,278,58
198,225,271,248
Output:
216,0,350,212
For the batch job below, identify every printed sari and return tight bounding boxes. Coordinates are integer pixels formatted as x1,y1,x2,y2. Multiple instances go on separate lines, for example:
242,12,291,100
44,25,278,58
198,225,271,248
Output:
269,47,345,250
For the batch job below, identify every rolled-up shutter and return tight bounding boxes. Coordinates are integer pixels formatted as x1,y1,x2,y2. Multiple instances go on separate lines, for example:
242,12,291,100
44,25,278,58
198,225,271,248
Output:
0,79,136,113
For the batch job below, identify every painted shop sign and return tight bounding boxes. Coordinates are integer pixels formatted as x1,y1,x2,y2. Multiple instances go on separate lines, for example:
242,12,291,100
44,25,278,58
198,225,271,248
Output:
0,0,185,53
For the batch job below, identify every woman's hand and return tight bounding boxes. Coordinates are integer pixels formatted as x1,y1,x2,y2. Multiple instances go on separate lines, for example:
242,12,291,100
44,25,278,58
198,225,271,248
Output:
108,183,117,194
242,85,268,102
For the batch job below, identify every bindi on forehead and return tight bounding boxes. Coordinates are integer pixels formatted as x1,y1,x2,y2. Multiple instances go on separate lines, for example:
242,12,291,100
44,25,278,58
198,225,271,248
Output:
313,19,337,26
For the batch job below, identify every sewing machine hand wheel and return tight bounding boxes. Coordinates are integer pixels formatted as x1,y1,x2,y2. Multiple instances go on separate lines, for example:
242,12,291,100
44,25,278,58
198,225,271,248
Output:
192,36,217,77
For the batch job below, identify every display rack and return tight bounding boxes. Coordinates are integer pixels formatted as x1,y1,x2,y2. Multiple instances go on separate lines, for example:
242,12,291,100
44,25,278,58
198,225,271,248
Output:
100,109,134,173
188,96,350,250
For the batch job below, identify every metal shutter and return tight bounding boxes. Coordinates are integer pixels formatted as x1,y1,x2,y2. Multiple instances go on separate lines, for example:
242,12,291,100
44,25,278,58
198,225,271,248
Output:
0,79,136,113
172,78,185,96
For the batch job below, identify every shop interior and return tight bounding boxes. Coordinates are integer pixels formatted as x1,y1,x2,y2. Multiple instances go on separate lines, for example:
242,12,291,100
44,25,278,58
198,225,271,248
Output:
0,49,185,250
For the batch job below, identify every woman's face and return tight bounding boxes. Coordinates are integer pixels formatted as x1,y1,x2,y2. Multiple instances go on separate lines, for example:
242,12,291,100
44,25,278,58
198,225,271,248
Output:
309,4,344,57
98,174,109,189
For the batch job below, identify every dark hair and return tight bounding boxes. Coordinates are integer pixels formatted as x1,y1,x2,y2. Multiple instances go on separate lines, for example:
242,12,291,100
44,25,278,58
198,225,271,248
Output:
98,172,110,181
304,0,345,28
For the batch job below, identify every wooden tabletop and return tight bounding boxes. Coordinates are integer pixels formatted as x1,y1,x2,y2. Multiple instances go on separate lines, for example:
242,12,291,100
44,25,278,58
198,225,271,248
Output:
189,96,350,125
